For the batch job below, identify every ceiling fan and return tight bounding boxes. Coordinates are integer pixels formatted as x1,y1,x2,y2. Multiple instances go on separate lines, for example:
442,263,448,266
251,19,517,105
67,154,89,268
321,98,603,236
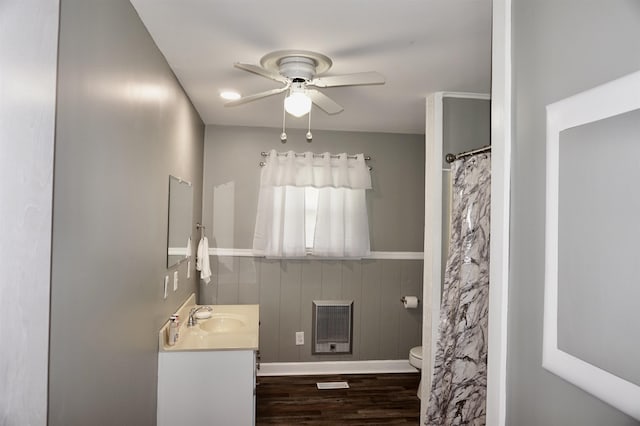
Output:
225,50,385,117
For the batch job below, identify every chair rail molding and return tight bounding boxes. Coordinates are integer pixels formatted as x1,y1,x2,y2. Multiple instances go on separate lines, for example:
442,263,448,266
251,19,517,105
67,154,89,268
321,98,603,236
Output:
208,247,423,260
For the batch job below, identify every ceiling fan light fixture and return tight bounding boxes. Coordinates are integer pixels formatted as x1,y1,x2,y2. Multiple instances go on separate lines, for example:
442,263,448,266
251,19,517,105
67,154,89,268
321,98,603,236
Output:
284,91,312,117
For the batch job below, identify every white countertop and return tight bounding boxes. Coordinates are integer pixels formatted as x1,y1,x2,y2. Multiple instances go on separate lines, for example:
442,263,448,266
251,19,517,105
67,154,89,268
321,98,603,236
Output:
159,294,259,352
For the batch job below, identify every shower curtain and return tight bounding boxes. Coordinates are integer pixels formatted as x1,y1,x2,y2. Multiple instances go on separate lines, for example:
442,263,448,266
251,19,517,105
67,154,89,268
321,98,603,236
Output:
426,152,491,426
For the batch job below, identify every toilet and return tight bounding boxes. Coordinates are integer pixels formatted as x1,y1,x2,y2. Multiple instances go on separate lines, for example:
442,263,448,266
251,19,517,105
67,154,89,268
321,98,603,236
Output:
409,346,423,398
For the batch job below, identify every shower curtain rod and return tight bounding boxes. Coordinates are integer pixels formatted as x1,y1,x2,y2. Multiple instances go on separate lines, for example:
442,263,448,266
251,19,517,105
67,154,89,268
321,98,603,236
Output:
445,145,491,163
261,151,371,161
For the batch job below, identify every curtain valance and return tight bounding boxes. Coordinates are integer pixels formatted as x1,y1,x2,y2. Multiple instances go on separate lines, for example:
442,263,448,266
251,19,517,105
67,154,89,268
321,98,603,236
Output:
259,149,372,189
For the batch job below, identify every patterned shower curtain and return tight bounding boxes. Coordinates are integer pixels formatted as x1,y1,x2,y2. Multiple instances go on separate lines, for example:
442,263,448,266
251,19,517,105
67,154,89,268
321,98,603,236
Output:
426,152,491,426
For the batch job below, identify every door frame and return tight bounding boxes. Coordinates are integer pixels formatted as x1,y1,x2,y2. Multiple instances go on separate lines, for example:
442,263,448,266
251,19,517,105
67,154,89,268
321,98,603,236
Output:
420,1,512,424
486,0,511,424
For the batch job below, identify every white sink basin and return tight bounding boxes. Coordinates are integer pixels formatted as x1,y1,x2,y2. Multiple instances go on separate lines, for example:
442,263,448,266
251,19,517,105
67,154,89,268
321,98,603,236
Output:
159,296,259,351
199,313,247,333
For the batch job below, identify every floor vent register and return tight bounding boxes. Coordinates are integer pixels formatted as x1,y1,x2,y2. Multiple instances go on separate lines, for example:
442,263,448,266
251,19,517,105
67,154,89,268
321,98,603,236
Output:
316,381,350,390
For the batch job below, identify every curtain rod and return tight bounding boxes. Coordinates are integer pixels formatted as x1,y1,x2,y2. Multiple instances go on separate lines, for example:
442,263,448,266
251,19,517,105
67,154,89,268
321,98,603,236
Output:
259,152,372,170
261,151,371,161
259,161,373,171
445,145,491,163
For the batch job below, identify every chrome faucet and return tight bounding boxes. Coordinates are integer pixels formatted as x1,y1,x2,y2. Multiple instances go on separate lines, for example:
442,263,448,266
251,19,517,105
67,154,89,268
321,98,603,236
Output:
187,306,213,327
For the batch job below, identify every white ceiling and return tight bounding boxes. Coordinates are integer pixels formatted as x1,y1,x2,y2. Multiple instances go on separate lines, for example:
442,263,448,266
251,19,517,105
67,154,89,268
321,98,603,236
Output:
130,0,492,134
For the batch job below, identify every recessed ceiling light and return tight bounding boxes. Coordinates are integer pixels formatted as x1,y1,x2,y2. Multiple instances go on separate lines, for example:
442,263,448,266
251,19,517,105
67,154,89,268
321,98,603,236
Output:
220,90,241,101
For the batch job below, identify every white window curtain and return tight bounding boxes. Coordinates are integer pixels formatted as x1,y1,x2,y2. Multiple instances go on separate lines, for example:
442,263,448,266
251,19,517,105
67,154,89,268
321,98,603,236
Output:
253,149,372,258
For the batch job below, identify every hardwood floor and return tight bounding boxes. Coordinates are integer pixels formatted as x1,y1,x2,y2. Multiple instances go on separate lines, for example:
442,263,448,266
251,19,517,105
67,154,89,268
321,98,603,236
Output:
256,373,421,425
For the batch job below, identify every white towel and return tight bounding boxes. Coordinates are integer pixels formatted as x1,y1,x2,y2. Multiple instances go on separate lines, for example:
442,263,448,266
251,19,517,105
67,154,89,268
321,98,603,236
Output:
196,236,211,284
196,237,204,270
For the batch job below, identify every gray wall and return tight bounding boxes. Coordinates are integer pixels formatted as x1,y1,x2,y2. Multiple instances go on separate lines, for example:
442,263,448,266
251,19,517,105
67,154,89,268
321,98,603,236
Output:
442,97,491,168
200,125,424,362
441,97,490,286
203,125,425,252
0,1,59,424
49,1,204,425
508,0,640,424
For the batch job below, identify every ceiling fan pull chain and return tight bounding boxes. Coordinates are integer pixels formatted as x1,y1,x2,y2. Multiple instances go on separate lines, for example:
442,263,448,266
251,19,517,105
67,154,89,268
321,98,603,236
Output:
280,98,287,143
306,107,313,143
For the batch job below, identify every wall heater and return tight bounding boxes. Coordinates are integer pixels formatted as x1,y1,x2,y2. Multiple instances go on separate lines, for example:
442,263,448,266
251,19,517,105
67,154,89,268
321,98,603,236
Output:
312,300,354,354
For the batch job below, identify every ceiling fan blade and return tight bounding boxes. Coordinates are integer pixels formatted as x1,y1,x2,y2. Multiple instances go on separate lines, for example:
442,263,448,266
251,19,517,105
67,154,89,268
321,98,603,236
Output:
309,71,385,88
234,63,288,83
224,86,288,107
306,89,344,115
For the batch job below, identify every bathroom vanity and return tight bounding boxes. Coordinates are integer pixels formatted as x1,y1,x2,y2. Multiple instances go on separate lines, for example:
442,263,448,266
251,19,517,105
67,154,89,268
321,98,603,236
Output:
157,294,259,426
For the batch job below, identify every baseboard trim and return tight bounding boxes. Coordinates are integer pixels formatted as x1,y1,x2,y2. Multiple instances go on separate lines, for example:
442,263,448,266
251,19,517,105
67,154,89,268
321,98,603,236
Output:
257,360,417,377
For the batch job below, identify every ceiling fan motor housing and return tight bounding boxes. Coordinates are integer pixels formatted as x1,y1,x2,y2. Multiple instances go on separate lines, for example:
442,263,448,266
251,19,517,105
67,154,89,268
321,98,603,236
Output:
277,56,317,81
260,50,333,82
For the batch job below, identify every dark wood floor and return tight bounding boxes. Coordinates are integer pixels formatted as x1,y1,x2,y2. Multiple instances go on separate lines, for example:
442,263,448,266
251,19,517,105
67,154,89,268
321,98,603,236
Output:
256,373,421,425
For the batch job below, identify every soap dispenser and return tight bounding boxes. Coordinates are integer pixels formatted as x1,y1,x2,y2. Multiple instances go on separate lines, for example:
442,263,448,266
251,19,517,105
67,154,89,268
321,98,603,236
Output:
167,314,180,346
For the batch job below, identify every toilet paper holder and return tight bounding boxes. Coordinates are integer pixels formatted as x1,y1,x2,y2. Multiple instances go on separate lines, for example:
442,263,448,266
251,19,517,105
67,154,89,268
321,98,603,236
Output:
400,296,420,304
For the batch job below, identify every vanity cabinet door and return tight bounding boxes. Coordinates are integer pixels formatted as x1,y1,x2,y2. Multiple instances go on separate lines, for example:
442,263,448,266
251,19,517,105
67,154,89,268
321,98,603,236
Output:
158,350,255,426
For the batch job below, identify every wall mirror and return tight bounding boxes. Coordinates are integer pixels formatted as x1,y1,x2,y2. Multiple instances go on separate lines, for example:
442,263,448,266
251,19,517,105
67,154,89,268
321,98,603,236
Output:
167,175,193,268
544,70,640,420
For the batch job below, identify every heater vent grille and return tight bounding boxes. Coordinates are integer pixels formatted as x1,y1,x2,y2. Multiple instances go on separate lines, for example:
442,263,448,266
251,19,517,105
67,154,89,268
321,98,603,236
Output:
312,300,353,354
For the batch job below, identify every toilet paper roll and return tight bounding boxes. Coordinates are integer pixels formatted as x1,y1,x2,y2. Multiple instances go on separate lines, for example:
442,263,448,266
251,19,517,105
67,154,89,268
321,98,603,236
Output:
402,296,419,309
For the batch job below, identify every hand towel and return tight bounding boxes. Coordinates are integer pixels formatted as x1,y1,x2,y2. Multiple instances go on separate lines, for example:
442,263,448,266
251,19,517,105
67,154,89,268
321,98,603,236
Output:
196,237,203,271
196,236,211,284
